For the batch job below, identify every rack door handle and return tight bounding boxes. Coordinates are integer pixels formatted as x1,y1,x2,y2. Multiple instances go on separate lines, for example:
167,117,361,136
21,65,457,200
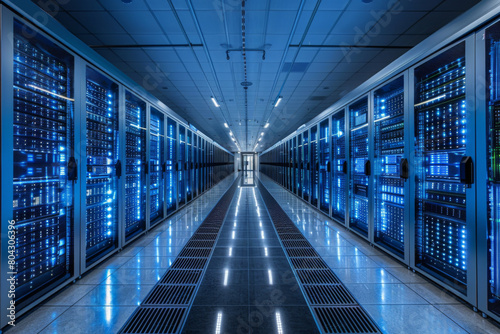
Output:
400,158,409,180
68,157,78,181
342,160,348,174
115,160,122,178
364,160,371,176
460,156,474,187
327,161,331,173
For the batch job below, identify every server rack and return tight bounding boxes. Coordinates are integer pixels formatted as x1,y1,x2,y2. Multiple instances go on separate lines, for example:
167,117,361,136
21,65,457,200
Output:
297,133,303,197
284,141,288,189
124,91,147,241
193,134,199,198
331,109,347,224
178,125,186,207
149,107,165,226
8,18,77,309
302,131,310,201
291,139,294,190
290,137,298,194
186,130,192,202
319,119,331,214
311,125,319,207
411,38,476,303
166,118,177,215
373,75,410,262
83,67,120,266
478,18,500,322
201,138,206,193
349,96,371,239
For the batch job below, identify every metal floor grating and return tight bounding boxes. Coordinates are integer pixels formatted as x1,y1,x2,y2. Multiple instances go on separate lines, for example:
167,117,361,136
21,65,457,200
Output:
159,269,203,285
142,285,196,305
258,180,381,334
120,307,186,334
119,177,240,334
313,306,380,334
286,247,320,258
177,247,212,258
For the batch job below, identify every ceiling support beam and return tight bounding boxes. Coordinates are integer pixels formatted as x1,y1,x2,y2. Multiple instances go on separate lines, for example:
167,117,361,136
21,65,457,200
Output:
288,44,412,49
90,44,203,49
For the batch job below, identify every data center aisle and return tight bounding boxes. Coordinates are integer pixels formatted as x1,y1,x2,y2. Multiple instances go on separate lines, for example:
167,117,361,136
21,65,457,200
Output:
258,173,500,334
181,176,319,333
6,174,238,334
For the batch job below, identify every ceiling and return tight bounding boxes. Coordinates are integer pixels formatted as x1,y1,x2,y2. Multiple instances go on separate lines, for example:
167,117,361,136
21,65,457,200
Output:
33,0,480,152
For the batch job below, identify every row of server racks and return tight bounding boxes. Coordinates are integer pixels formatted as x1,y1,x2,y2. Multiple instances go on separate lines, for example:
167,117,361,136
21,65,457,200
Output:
261,16,500,323
0,7,234,328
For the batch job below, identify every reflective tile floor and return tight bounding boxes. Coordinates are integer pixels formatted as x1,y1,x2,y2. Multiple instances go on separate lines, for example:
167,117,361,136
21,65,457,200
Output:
258,174,500,334
8,172,500,334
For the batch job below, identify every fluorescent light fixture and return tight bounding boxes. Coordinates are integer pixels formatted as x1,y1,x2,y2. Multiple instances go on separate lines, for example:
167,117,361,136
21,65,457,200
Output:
229,130,233,135
261,132,264,136
264,122,270,128
297,124,306,130
211,97,220,107
258,138,262,141
274,96,283,107
216,312,222,334
224,122,229,128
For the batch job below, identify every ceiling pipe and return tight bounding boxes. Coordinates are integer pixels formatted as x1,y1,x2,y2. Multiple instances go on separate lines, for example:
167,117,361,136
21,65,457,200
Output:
256,0,320,151
255,0,307,151
177,0,240,150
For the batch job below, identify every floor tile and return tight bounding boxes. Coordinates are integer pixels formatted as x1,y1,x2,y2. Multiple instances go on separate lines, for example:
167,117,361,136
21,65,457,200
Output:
43,284,97,306
345,283,428,305
39,306,136,334
385,266,429,284
334,268,402,284
76,284,154,306
364,304,469,334
4,306,66,334
437,304,500,334
406,283,463,305
102,268,164,285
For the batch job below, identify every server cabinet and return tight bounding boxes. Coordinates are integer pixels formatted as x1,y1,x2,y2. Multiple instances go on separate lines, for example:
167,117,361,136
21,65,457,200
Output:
201,138,206,193
208,142,213,188
186,130,192,202
331,110,347,223
193,134,199,198
319,119,331,214
84,67,119,266
302,131,310,201
178,125,186,206
478,19,500,322
288,138,295,193
149,107,165,226
8,18,76,309
124,91,147,241
290,137,298,194
411,38,476,302
287,140,291,190
349,97,371,239
373,76,409,262
297,134,303,197
311,125,319,207
166,118,177,215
